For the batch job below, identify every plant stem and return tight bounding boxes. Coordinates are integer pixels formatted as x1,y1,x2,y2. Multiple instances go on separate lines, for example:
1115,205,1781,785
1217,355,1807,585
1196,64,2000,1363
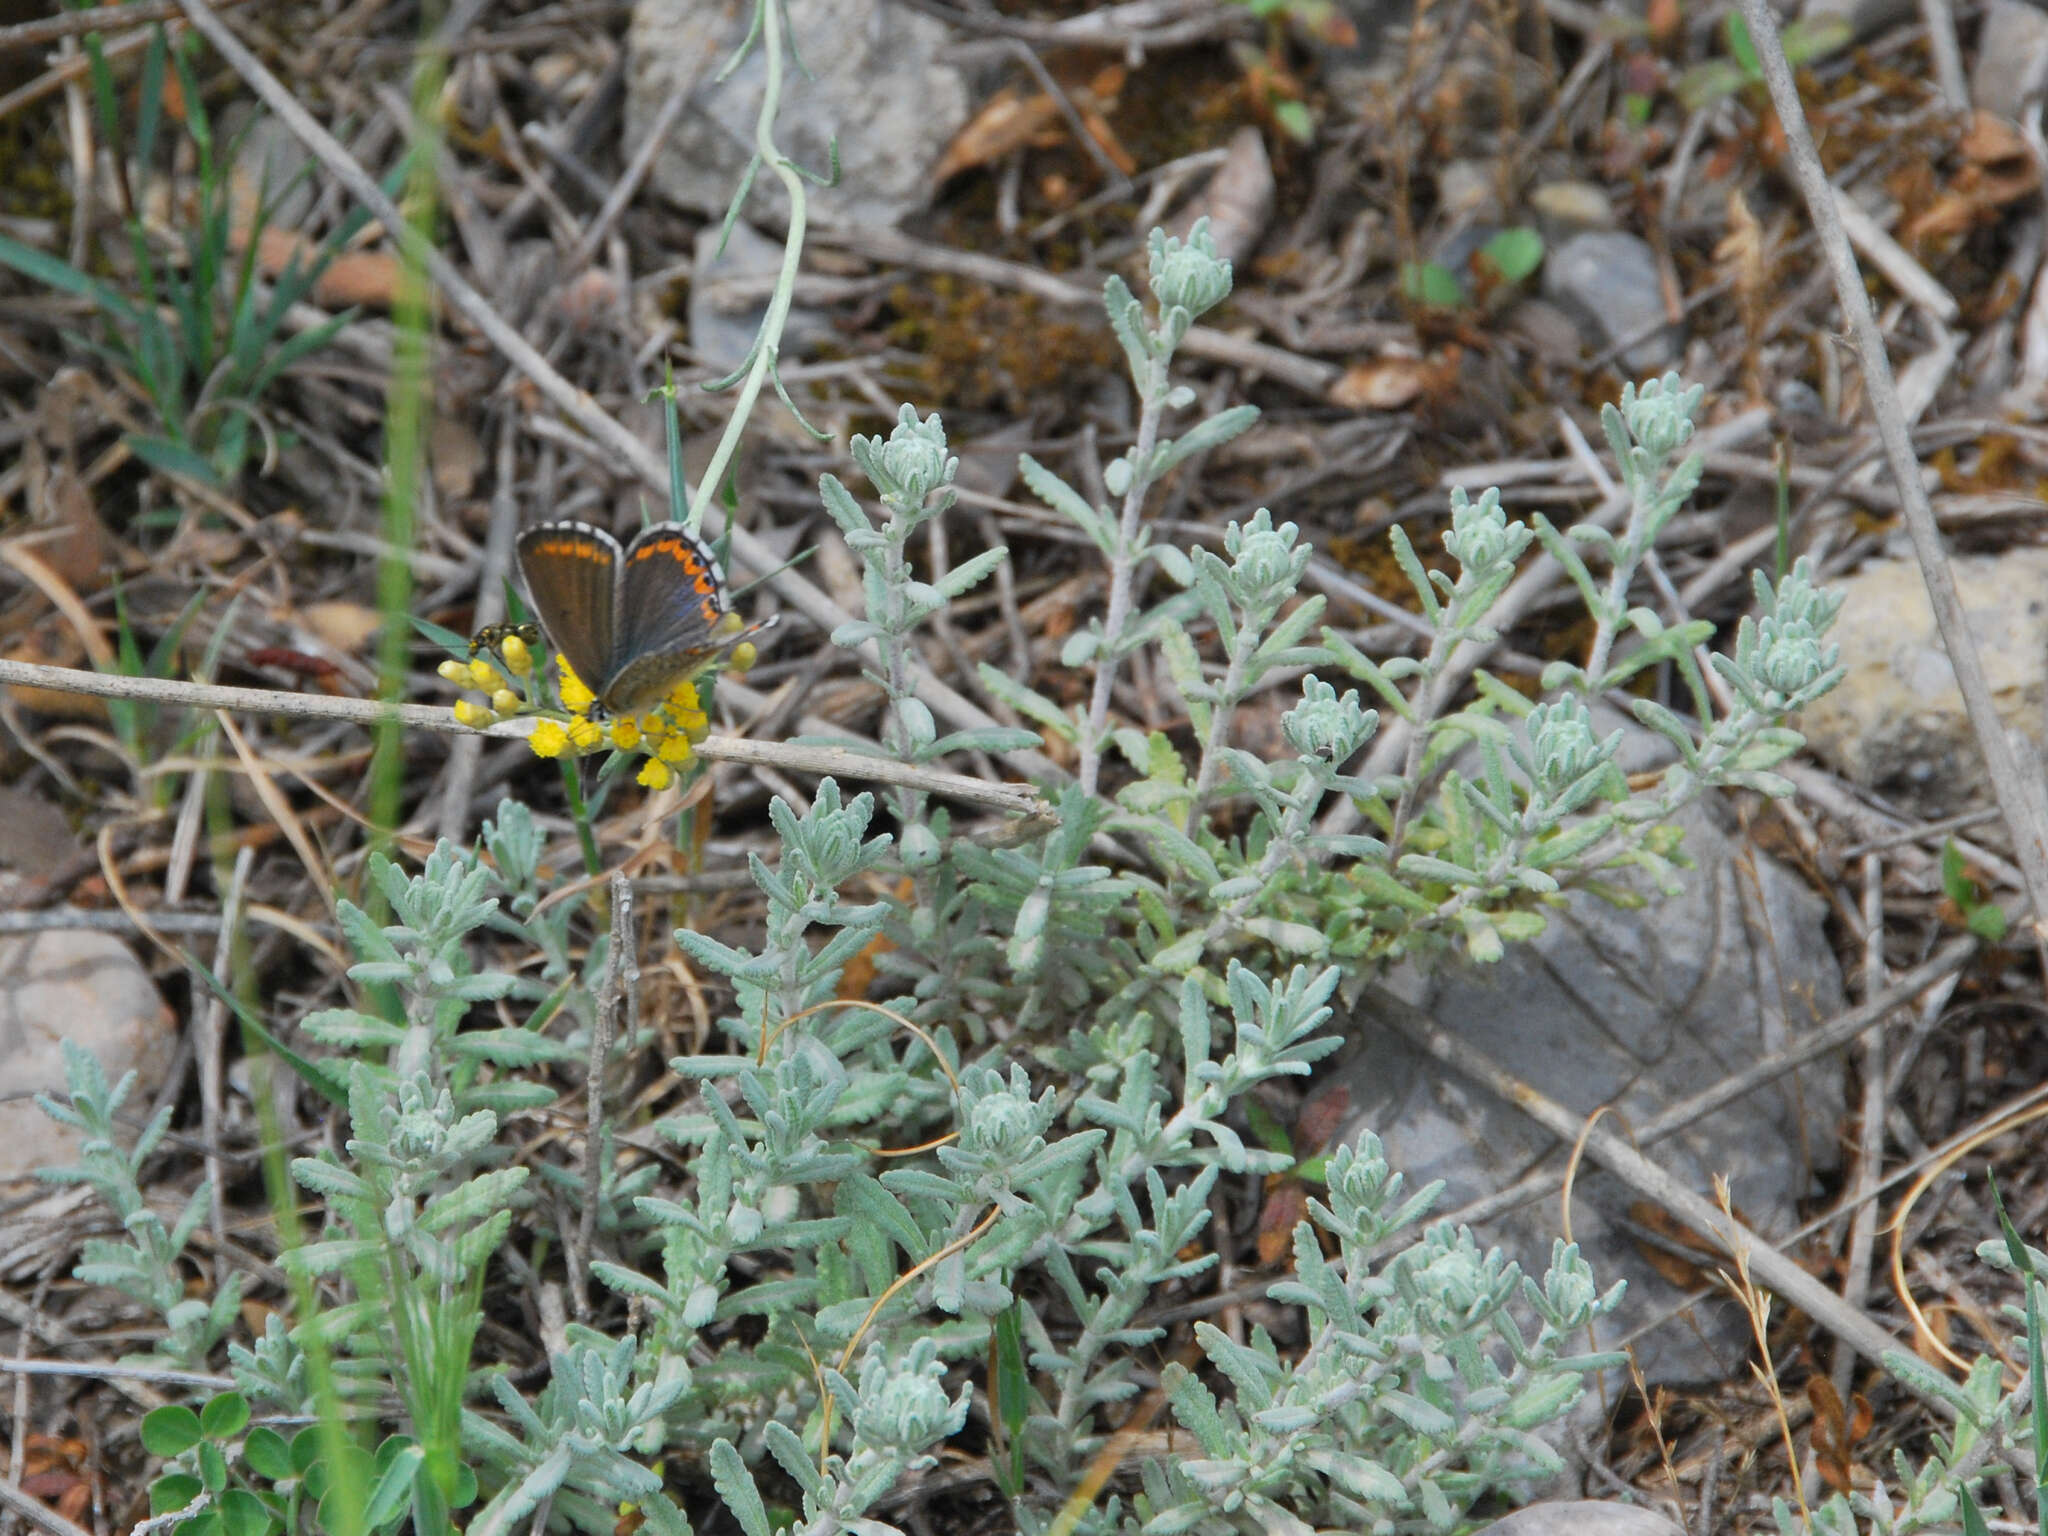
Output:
577,872,631,1316
1386,627,1454,854
1183,635,1253,834
1079,358,1168,799
687,0,808,531
559,760,603,878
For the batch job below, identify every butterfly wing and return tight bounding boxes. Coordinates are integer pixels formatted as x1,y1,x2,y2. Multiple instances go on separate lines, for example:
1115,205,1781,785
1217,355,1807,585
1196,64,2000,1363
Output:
601,522,729,714
516,522,619,693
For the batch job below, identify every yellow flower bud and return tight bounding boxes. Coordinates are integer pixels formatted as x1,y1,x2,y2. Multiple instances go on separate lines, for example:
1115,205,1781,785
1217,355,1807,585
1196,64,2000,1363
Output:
656,734,694,766
559,662,595,713
468,659,507,693
529,720,570,757
729,642,757,674
500,634,533,676
608,715,642,751
666,680,700,712
437,659,469,684
637,759,674,790
452,699,495,729
491,689,521,718
568,717,604,753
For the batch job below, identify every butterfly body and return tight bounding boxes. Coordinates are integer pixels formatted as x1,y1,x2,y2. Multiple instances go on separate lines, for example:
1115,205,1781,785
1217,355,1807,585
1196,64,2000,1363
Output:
516,520,733,717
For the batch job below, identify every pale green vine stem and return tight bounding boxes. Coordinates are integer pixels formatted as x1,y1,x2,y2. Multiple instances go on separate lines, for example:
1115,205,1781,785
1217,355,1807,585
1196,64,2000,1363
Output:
686,0,810,532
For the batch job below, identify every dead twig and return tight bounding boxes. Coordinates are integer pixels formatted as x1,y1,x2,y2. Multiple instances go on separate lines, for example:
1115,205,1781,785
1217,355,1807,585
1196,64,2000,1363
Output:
1363,984,1926,1386
0,657,1045,815
0,0,248,55
1736,0,2048,966
1833,853,1891,1404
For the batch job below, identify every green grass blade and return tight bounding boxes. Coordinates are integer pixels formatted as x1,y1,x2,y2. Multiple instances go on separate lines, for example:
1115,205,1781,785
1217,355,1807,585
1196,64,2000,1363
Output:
84,33,121,170
125,433,222,486
172,37,212,159
134,26,168,181
245,309,356,401
0,234,138,324
189,955,349,1107
148,584,215,679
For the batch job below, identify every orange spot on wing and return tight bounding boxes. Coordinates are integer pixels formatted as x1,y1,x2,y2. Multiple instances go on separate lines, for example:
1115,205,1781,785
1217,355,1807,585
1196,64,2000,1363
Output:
534,538,610,561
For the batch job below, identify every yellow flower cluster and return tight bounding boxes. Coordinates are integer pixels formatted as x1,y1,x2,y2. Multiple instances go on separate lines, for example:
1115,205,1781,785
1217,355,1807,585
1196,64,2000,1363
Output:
522,658,710,791
440,635,535,730
445,633,744,792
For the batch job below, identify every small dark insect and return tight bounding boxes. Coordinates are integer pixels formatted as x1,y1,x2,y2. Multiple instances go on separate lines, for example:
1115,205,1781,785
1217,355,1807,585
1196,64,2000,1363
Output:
468,622,540,657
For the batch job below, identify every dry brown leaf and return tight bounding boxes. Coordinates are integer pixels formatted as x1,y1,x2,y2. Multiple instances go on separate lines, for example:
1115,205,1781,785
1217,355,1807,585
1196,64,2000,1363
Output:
431,414,485,500
1294,1079,1352,1152
1329,354,1439,411
1174,127,1274,267
1645,0,1681,49
302,599,384,653
934,65,1130,183
1079,107,1138,176
1900,112,2041,248
1715,187,1768,319
1716,186,1770,397
1626,1199,1749,1291
935,85,1065,183
251,226,402,310
1257,1179,1310,1267
28,465,111,594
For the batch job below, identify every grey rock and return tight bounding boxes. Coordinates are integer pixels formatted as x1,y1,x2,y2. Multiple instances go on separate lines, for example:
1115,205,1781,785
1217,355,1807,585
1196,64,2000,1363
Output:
1971,0,2048,121
1541,231,1679,373
688,220,830,374
1796,549,2048,817
0,932,176,1188
628,0,970,230
1473,1501,1687,1536
1332,720,1844,1385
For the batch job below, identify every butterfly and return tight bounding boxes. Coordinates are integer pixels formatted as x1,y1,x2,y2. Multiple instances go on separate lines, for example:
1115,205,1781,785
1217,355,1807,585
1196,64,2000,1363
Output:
515,519,747,717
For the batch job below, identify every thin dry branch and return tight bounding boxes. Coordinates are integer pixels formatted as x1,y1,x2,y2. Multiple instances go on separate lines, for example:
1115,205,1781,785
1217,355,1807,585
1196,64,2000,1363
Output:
0,0,248,55
0,1476,95,1536
1735,0,2048,954
0,659,1045,815
1363,985,1925,1387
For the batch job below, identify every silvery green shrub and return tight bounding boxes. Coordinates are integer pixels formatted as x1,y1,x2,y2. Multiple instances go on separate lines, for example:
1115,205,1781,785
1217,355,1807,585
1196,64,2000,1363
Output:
38,219,1850,1536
